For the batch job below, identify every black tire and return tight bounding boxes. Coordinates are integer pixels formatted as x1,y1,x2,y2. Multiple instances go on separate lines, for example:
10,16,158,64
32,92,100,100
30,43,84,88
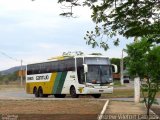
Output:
33,87,39,98
54,94,66,98
38,87,44,97
92,94,101,98
70,86,79,98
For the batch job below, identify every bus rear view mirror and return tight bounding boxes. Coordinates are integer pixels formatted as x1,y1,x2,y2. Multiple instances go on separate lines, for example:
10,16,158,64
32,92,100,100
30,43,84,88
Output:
83,64,88,73
112,64,118,73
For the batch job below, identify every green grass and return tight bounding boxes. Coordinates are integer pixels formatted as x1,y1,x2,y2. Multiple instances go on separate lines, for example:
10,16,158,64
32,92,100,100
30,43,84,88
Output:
103,89,160,98
113,80,126,87
104,89,134,98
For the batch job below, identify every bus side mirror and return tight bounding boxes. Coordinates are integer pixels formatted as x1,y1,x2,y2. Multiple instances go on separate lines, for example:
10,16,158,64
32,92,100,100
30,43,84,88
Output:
83,64,88,73
112,64,118,73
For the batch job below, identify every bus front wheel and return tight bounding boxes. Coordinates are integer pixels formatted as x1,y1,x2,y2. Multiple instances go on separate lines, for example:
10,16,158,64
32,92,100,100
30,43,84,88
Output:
70,86,79,98
92,94,101,98
38,87,44,97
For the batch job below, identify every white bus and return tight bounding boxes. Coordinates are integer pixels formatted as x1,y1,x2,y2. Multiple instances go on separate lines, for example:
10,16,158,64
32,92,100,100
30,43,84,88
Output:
26,55,117,98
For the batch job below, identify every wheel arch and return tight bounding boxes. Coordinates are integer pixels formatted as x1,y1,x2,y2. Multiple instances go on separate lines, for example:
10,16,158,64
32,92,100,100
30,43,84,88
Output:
70,85,75,92
38,86,43,90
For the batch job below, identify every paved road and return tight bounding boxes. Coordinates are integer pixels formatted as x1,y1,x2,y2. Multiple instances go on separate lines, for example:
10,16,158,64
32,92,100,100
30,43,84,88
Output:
0,81,134,99
0,89,33,99
0,86,159,104
0,88,107,101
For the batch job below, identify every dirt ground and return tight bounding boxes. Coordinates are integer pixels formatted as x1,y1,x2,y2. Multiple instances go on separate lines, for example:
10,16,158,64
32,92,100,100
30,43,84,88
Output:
105,101,160,120
106,101,146,114
0,100,105,120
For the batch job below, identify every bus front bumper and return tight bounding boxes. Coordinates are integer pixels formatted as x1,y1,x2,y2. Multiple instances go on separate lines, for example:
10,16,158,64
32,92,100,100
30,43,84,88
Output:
82,86,113,94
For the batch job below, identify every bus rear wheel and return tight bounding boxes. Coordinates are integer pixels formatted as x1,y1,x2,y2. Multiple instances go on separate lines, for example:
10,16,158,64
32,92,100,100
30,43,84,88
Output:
70,86,79,98
33,87,39,97
92,94,101,98
38,87,44,97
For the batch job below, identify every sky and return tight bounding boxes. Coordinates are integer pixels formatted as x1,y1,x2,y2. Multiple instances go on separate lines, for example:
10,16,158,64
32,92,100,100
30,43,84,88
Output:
0,0,133,71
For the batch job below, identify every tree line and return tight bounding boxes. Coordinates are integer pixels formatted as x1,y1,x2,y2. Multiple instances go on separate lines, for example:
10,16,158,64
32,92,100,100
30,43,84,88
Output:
0,71,22,84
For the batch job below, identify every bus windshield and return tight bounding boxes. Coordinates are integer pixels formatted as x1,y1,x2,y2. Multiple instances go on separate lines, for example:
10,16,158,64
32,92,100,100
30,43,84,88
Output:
86,65,112,84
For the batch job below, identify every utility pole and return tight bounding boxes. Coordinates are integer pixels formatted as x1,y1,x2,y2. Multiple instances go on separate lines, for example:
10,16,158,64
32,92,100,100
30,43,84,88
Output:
20,59,23,86
120,49,124,85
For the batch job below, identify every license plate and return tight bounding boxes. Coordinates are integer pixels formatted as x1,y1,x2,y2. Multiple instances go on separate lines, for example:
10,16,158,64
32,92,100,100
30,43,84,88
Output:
99,90,104,92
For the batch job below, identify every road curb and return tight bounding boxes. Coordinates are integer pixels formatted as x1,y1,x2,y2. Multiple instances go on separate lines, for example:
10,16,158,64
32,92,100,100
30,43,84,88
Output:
98,99,109,120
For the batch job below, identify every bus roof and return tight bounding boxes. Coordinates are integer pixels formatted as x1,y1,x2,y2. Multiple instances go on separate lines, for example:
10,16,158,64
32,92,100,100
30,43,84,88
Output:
27,55,109,65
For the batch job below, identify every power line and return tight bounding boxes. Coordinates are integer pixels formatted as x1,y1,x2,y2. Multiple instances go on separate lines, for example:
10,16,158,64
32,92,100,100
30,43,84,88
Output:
0,50,24,86
0,50,20,62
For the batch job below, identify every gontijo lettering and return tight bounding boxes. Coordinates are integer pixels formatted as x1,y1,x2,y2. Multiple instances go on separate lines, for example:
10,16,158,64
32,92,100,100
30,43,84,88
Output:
36,75,49,80
27,77,34,80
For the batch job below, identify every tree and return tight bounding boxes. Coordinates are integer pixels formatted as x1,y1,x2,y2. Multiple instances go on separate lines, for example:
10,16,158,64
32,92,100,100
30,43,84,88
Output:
62,51,84,56
58,0,160,50
0,71,19,84
89,53,102,55
126,37,160,117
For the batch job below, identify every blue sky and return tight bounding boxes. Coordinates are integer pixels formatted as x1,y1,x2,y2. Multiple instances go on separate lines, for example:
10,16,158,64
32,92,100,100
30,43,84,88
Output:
0,0,133,70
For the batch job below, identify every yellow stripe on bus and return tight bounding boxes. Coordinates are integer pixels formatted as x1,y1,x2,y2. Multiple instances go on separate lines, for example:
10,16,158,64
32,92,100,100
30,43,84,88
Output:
50,72,57,93
41,72,57,94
